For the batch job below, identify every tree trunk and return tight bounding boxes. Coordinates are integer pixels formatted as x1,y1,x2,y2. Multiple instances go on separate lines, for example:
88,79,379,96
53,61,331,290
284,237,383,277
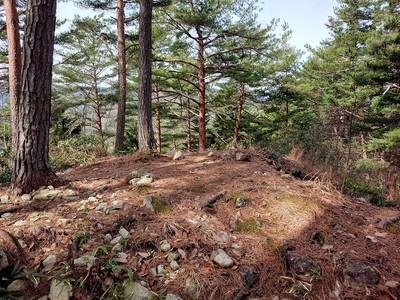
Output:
92,67,104,147
153,84,161,153
232,82,245,148
137,0,155,151
186,96,192,152
197,34,206,153
4,0,22,154
114,0,127,153
11,0,60,194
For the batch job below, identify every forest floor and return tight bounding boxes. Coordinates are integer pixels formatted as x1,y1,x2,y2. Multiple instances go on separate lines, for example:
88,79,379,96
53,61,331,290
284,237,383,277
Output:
0,150,399,300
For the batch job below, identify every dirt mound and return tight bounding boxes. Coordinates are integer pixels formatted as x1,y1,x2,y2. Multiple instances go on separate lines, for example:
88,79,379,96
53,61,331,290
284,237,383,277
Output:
0,151,399,299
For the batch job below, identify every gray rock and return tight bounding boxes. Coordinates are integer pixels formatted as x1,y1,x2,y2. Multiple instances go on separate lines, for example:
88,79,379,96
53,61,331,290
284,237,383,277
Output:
112,200,123,209
0,249,9,271
43,254,57,269
143,196,155,212
73,255,96,267
119,227,130,239
136,177,154,185
21,194,31,201
233,291,250,300
166,294,183,300
213,250,234,268
160,240,171,252
95,202,108,212
7,279,26,292
18,239,27,249
157,264,168,275
13,220,26,227
207,151,215,157
173,150,184,160
104,234,113,243
239,266,260,288
13,230,24,239
385,281,399,288
124,282,152,300
222,151,234,160
49,279,73,300
62,195,79,201
33,190,61,201
166,251,180,263
1,213,13,218
235,198,246,208
343,260,379,289
170,260,180,271
111,236,123,245
112,243,123,253
185,278,199,299
235,152,251,161
286,251,321,275
1,195,9,203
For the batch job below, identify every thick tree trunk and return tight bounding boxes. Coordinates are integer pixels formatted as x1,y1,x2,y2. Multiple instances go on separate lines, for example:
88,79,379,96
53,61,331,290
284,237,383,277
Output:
114,0,127,153
137,0,155,151
4,0,22,154
186,97,192,152
232,82,245,148
153,84,161,153
197,35,206,153
11,0,60,194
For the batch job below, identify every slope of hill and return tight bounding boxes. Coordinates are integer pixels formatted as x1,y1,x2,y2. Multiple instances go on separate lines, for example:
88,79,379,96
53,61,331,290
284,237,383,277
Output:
0,150,399,299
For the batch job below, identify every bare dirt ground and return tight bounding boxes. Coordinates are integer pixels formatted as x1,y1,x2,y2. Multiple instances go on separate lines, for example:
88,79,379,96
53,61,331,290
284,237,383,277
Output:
0,150,399,300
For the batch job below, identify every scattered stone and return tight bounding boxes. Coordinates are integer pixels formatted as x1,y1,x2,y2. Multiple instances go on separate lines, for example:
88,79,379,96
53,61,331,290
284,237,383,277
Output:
33,189,61,201
185,278,199,299
343,260,380,289
207,151,215,157
95,202,108,212
112,244,123,253
13,220,26,227
385,281,399,288
136,177,154,185
1,213,13,218
229,215,238,232
236,152,251,162
88,196,97,202
160,240,171,252
172,150,184,160
57,219,70,226
21,194,31,201
73,255,96,267
43,254,57,270
124,282,152,300
62,195,79,201
104,234,112,243
286,251,321,275
112,200,123,210
7,279,26,292
13,230,24,239
166,251,180,263
333,223,343,230
0,249,9,271
127,170,154,185
97,184,108,192
49,279,73,300
239,266,260,288
213,250,234,268
111,236,124,245
143,196,155,212
281,174,292,179
1,195,9,203
18,239,27,249
157,264,168,276
165,294,183,300
222,151,235,160
170,260,180,271
235,198,246,208
365,235,378,243
119,227,130,239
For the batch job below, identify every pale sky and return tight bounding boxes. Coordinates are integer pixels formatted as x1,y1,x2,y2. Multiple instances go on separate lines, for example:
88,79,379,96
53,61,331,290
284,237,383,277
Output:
57,0,338,51
259,0,338,50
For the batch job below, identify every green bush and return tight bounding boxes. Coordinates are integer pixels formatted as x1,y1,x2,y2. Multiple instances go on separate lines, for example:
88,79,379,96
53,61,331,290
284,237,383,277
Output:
50,135,105,171
0,148,12,184
343,177,395,207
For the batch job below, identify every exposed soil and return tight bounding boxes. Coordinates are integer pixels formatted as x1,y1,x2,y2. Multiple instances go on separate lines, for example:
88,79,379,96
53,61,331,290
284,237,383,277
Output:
0,150,399,300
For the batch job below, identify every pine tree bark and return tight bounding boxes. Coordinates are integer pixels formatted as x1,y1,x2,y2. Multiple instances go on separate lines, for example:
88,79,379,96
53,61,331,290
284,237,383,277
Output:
10,0,60,194
232,82,245,148
197,32,206,153
137,0,155,151
153,84,161,153
4,0,22,154
186,96,192,152
114,0,127,153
